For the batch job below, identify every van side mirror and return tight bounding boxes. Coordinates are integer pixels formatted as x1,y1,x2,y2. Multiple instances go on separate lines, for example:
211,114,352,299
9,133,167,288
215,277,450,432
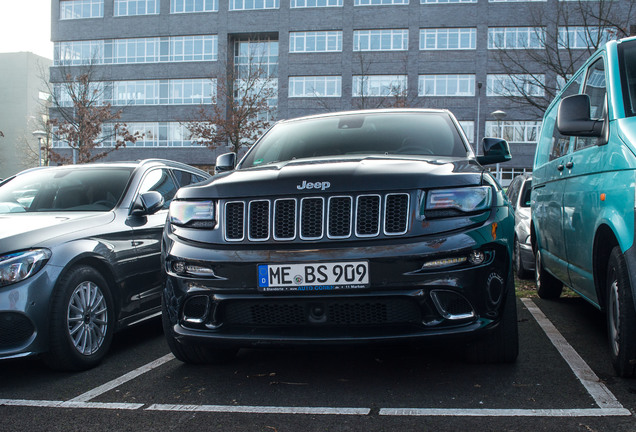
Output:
557,94,603,137
476,138,512,165
215,152,237,174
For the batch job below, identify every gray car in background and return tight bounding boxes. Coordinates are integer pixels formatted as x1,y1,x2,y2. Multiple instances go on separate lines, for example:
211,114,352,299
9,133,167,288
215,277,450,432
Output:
506,174,534,278
0,160,209,370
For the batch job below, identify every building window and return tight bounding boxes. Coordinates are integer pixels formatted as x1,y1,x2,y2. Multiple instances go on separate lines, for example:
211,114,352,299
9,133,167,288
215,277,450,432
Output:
289,31,342,53
354,0,409,5
418,74,475,96
169,36,217,62
229,0,279,10
114,0,159,16
54,36,218,65
352,75,408,97
55,40,105,65
489,0,546,2
485,120,542,143
558,27,616,49
354,29,409,51
171,0,218,13
289,76,342,97
420,28,476,50
234,39,279,77
487,74,545,97
458,121,474,143
111,79,216,105
53,82,106,107
60,0,103,20
421,0,476,3
488,27,545,49
84,123,205,148
290,0,342,7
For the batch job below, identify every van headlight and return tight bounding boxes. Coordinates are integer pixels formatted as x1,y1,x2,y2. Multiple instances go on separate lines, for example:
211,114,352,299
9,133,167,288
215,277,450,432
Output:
169,201,217,228
0,249,51,287
421,186,492,218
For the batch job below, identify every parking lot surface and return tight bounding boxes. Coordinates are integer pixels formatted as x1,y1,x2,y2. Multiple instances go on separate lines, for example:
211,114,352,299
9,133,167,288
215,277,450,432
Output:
1,297,635,431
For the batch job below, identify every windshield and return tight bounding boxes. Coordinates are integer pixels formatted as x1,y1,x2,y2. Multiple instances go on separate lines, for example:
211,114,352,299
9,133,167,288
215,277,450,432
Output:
0,167,133,214
619,39,636,117
240,111,469,168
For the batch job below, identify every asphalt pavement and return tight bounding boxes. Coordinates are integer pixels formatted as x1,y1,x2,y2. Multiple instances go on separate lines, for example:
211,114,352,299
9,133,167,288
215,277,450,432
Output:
1,296,635,432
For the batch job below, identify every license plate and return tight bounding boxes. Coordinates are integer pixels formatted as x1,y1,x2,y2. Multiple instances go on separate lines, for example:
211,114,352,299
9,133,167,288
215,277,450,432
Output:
258,261,369,292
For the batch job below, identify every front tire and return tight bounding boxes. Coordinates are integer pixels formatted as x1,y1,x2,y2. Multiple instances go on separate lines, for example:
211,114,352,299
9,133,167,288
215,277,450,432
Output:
535,249,563,299
44,266,114,371
606,247,636,378
465,272,519,364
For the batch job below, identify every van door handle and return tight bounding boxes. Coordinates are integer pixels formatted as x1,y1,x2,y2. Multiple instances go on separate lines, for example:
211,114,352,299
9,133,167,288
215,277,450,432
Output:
557,164,564,171
565,161,574,169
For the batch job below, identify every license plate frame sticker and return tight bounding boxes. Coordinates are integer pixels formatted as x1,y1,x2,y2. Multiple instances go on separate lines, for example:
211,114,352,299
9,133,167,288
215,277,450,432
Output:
258,261,369,292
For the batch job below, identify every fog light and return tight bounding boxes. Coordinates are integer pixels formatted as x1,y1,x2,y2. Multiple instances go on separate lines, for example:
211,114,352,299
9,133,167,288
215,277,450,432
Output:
468,250,485,265
423,257,467,269
172,261,186,273
185,264,216,277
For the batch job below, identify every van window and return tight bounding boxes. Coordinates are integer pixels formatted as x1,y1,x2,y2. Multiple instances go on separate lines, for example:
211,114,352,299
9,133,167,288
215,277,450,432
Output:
576,57,606,151
619,39,636,116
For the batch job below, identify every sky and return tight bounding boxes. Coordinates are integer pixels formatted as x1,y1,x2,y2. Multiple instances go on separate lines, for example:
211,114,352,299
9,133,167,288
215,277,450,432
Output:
0,1,53,59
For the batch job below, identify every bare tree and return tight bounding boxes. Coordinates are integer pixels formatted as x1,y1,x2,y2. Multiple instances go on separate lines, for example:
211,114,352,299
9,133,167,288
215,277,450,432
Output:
186,55,276,154
490,0,635,112
45,62,140,164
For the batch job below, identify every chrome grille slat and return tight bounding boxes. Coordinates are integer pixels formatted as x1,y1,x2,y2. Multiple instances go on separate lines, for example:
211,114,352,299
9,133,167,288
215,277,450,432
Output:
223,193,409,242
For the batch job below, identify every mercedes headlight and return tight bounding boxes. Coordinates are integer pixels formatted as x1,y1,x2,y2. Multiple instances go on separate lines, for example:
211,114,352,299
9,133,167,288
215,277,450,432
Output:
0,249,51,287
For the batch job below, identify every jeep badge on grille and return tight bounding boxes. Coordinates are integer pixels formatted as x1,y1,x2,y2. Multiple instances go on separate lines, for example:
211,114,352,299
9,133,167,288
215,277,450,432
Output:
297,180,331,191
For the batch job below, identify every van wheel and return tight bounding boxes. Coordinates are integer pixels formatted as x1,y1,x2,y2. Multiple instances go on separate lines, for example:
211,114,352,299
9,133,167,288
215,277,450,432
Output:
465,272,518,364
535,249,563,299
162,296,237,365
606,247,636,378
44,266,114,371
514,238,531,279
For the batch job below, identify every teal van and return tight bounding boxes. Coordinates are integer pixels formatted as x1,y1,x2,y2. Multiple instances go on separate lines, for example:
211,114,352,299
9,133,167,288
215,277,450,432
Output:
532,37,636,378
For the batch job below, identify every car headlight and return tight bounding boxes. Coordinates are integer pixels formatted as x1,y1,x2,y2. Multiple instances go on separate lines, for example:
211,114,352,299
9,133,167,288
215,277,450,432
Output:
169,200,216,228
0,249,51,287
421,186,492,217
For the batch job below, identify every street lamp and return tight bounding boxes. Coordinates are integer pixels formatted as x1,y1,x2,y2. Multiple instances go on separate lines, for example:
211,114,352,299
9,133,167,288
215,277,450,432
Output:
32,130,47,167
490,110,507,182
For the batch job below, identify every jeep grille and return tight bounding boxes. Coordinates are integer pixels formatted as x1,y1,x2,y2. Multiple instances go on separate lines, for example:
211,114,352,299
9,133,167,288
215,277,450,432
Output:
224,193,410,242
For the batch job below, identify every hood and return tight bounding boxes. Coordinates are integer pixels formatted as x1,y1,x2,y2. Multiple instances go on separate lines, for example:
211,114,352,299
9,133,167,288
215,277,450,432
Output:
0,212,115,253
178,157,485,199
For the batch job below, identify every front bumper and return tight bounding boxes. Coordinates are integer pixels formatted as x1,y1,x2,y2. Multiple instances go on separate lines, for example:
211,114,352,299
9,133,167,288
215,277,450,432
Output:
162,211,513,348
0,265,63,359
519,242,536,272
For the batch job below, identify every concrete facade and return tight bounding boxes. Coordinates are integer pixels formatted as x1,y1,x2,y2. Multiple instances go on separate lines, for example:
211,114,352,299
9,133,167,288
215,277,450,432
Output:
50,0,625,178
0,52,52,178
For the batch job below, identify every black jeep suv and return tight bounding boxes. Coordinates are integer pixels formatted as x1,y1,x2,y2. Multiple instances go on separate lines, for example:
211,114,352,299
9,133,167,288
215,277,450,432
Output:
161,109,518,364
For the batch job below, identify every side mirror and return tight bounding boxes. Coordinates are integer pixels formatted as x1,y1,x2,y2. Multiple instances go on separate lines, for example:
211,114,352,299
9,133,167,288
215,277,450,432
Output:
215,152,237,174
131,191,164,216
557,94,603,137
476,138,512,165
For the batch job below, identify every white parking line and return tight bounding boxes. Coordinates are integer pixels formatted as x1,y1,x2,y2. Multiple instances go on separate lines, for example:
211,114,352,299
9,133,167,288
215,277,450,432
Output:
379,408,631,417
147,404,371,415
67,353,174,403
520,298,625,410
